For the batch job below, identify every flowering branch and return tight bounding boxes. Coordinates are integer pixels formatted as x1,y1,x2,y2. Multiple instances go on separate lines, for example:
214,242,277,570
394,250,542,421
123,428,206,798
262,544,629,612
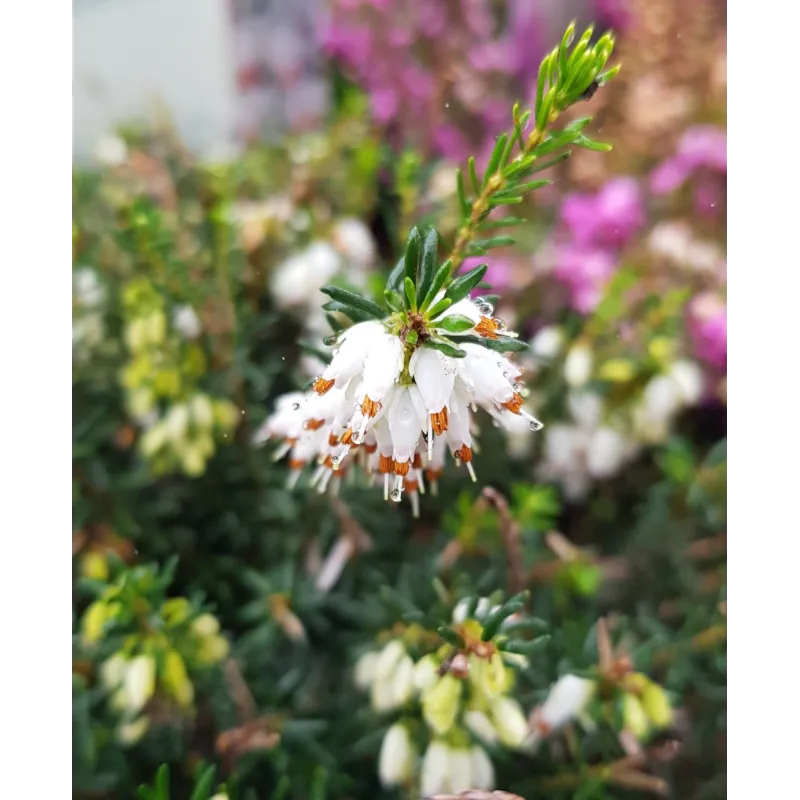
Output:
447,23,620,273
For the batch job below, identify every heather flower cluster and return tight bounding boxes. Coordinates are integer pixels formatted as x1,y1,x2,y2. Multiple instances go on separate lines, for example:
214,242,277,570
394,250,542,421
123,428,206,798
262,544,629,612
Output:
321,0,542,162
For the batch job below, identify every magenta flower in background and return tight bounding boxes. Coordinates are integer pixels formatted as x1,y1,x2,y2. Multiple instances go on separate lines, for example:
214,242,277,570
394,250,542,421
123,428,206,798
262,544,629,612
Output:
560,177,646,249
650,126,727,195
462,256,513,295
553,245,617,314
595,0,633,32
688,293,727,371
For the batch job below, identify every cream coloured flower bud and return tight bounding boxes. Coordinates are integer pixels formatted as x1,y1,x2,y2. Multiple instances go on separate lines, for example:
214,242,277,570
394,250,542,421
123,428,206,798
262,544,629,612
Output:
669,359,704,407
390,654,415,707
180,443,206,477
530,325,564,361
371,678,398,712
163,650,194,709
491,696,529,747
378,722,416,787
420,740,452,796
354,651,378,690
373,640,405,680
538,674,595,734
128,388,156,420
197,634,229,665
413,654,440,693
140,423,168,457
464,709,498,744
469,745,495,790
165,404,191,443
123,654,156,714
191,613,221,638
190,395,215,430
125,319,147,353
564,343,593,387
422,674,462,736
116,716,149,746
145,310,167,345
586,427,630,479
100,654,128,691
469,653,508,700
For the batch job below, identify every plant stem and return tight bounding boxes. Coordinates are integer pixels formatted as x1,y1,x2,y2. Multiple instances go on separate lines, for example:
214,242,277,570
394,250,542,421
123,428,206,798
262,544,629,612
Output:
446,115,556,277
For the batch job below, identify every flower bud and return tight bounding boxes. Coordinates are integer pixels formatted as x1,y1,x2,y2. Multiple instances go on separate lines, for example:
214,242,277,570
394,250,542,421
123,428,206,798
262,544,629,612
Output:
191,613,221,638
125,319,147,353
420,740,451,797
469,653,508,699
469,745,495,790
161,597,192,626
213,400,240,430
81,551,109,581
374,640,406,682
538,674,596,733
354,651,378,690
447,748,474,794
491,696,529,747
100,653,128,690
116,716,149,746
81,601,109,644
123,654,156,714
190,394,215,429
412,654,440,693
422,674,462,736
145,310,166,346
163,650,194,709
196,634,230,665
140,423,168,457
390,654,415,707
165,404,190,443
622,693,650,739
530,325,564,361
378,722,415,787
641,681,673,729
464,709,498,744
180,443,206,477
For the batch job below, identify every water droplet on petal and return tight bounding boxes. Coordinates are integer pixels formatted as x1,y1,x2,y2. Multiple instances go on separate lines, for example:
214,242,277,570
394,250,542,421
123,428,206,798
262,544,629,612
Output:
331,456,340,470
323,335,337,346
292,403,301,410
512,382,521,392
352,429,364,444
528,419,544,431
492,318,507,332
390,488,402,502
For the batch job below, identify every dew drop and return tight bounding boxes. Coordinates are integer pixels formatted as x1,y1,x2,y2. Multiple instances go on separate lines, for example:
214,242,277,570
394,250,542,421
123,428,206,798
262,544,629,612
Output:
292,403,301,410
528,419,543,431
352,429,365,444
512,382,521,392
323,335,337,346
390,488,402,501
492,318,507,331
331,456,341,471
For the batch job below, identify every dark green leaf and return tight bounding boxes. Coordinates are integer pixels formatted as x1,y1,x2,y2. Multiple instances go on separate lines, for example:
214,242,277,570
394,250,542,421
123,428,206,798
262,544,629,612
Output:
321,300,372,323
320,285,385,319
384,289,405,312
443,264,488,306
500,635,551,655
189,766,217,800
423,338,467,358
386,256,405,294
403,226,422,288
421,260,452,310
480,216,528,231
324,312,344,333
438,626,466,648
456,168,470,217
418,227,439,303
574,134,613,152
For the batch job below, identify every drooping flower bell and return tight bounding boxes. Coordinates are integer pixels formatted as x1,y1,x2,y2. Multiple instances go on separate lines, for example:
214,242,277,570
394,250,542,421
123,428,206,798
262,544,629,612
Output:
255,231,544,517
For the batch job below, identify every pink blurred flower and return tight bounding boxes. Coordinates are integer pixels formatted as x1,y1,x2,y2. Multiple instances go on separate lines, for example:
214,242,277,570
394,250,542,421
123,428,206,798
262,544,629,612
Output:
650,126,727,195
688,293,727,371
554,246,617,314
560,177,645,249
462,256,513,294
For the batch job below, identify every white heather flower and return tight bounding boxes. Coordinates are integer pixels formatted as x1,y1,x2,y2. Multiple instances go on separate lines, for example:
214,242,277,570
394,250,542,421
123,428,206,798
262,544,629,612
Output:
469,745,495,790
413,654,440,693
537,392,637,500
165,404,191,443
490,696,529,747
451,596,493,624
271,242,342,308
448,748,474,793
669,359,704,406
173,305,202,340
354,651,379,690
464,709,498,744
421,740,452,796
530,325,564,362
564,343,593,387
100,654,128,691
530,674,596,744
116,716,149,745
633,361,704,444
73,268,105,308
330,217,376,271
259,297,543,514
369,641,415,712
378,722,416,787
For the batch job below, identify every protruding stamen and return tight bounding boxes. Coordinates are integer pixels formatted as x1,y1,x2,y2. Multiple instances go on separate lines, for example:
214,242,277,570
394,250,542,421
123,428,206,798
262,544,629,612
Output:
383,473,390,501
317,469,334,493
409,491,420,518
466,461,477,482
272,441,292,461
286,470,302,490
312,377,335,395
427,417,434,461
416,469,426,495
